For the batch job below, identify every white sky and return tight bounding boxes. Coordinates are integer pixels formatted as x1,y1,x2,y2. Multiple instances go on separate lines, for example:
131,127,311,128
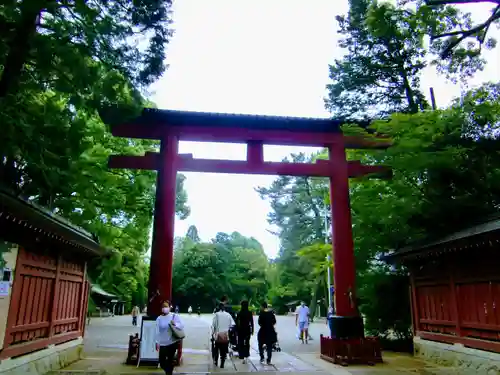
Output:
149,0,500,259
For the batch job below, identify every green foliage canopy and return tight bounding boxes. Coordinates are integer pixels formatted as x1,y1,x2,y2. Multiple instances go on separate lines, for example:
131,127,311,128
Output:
172,228,269,312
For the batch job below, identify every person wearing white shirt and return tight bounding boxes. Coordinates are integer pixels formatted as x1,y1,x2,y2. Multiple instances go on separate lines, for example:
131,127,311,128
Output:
155,302,184,375
295,301,310,344
211,303,235,368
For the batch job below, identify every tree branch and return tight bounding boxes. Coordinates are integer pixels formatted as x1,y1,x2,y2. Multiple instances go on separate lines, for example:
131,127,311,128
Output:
429,3,500,57
426,0,500,4
0,2,46,98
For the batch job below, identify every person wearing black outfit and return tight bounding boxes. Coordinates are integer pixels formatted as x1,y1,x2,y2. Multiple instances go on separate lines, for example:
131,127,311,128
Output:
236,300,254,364
257,301,277,365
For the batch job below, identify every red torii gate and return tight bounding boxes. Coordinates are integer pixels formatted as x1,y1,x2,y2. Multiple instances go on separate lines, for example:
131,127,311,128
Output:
108,108,390,341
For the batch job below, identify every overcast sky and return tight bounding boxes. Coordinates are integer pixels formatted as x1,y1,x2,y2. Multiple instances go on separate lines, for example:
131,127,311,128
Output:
149,0,500,258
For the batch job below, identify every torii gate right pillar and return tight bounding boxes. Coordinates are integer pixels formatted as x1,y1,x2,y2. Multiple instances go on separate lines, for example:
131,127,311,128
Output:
328,141,364,338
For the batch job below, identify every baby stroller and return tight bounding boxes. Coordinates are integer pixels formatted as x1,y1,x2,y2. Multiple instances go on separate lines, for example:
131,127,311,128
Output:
262,328,281,353
263,340,282,353
229,325,238,353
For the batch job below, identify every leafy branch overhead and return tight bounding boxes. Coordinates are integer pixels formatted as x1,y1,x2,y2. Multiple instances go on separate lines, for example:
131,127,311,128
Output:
0,0,174,98
0,0,183,312
326,0,497,122
425,0,500,58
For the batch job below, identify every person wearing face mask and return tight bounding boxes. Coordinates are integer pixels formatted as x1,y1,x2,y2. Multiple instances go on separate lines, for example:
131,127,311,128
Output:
295,301,310,344
155,301,184,375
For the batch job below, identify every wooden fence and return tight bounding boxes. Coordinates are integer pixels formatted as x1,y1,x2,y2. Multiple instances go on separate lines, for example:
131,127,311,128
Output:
0,247,89,359
411,252,500,353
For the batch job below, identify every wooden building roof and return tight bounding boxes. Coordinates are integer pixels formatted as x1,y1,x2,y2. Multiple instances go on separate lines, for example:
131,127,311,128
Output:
0,189,107,258
385,215,500,263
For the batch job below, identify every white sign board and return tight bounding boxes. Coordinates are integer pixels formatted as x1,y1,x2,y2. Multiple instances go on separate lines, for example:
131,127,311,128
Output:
0,281,9,297
139,319,158,363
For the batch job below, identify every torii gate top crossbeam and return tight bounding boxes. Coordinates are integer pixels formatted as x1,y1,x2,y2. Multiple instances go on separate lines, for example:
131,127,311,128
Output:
109,108,388,148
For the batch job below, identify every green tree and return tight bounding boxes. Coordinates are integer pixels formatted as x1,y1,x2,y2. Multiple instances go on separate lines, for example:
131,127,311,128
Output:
346,83,500,337
172,231,270,312
51,112,189,311
186,225,201,243
326,0,427,118
0,70,189,313
325,0,488,119
0,0,181,313
262,83,500,334
424,0,499,59
256,153,330,314
0,0,173,97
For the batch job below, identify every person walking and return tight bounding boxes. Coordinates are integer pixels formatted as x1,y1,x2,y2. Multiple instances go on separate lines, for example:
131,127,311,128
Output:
257,301,277,365
131,305,139,326
327,303,335,337
188,306,193,315
155,302,184,375
236,300,254,364
211,303,235,368
214,295,236,320
295,301,310,344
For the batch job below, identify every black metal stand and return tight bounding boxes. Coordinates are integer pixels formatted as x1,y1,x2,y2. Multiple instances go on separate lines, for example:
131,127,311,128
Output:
330,315,364,339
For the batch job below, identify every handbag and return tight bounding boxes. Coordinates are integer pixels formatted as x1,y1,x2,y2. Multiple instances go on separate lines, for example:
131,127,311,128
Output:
214,331,229,344
170,314,185,340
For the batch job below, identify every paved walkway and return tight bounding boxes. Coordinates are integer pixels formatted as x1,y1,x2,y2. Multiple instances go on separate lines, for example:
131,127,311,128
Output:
57,314,455,374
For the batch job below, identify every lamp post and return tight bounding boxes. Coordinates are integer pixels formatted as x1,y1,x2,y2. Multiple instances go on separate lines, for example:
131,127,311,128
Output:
324,206,333,310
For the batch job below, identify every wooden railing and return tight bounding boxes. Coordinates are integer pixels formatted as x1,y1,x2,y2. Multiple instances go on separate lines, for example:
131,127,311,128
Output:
320,335,383,366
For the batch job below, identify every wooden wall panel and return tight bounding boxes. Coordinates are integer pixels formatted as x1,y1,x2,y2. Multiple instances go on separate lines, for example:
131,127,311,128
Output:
0,247,88,359
411,245,500,353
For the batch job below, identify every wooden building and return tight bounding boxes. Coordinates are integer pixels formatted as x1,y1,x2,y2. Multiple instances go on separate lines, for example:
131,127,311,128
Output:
0,190,106,374
387,217,500,372
90,284,124,316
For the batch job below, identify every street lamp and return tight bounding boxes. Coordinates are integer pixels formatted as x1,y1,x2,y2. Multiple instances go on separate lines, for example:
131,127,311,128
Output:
324,206,333,310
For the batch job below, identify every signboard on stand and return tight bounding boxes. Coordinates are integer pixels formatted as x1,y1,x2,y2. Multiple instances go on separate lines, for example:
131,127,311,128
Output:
0,281,9,297
137,316,159,366
0,267,12,297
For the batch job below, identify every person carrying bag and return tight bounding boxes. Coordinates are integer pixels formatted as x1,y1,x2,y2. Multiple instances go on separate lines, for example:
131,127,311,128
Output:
155,302,185,375
211,303,235,368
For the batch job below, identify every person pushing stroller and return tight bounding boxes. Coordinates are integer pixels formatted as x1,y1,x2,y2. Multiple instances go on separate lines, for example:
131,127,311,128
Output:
213,296,238,352
211,303,235,368
235,300,254,364
257,301,277,365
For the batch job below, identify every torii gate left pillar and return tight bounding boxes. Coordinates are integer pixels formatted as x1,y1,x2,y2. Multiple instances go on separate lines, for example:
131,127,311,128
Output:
147,135,178,316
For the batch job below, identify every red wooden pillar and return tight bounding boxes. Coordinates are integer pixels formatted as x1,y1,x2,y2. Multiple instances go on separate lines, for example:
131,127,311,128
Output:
328,141,363,338
409,272,420,335
148,135,179,317
448,266,462,337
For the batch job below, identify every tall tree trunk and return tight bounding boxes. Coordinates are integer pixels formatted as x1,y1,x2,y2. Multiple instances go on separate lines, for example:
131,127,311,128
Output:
383,36,419,114
0,1,46,98
401,70,419,114
309,275,323,321
303,177,325,240
0,156,21,192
